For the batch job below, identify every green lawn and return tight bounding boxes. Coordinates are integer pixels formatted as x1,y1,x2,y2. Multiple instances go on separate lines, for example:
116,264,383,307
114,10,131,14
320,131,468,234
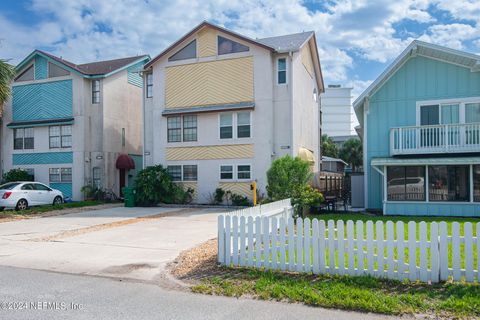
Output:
0,201,106,218
193,268,480,318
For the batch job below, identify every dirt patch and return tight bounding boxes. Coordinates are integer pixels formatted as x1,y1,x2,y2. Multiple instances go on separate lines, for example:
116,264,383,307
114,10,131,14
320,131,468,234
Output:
102,263,156,275
169,239,227,284
31,208,196,242
0,203,122,223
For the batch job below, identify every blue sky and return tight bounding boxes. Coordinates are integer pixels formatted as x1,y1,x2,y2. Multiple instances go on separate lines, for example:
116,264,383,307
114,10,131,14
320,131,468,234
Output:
1,0,480,98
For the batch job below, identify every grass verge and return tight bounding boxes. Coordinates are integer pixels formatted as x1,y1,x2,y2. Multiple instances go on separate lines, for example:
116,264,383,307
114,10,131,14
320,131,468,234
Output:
192,267,480,318
0,201,107,219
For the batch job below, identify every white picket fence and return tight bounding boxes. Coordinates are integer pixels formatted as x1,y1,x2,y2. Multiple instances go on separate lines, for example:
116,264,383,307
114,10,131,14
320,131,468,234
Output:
218,216,480,283
224,199,292,219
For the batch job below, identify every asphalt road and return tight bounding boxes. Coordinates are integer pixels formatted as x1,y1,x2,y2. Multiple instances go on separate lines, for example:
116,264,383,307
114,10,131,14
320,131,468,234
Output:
0,266,399,320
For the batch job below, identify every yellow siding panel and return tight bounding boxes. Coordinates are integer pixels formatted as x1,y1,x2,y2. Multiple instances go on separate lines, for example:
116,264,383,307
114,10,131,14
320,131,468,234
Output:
175,182,198,201
165,57,254,108
198,28,217,57
301,44,314,77
166,144,254,161
219,182,252,199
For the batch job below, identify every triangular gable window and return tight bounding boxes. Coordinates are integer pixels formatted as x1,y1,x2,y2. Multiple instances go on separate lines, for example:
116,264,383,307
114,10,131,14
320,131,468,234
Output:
218,36,249,55
168,40,197,62
48,62,70,78
15,64,34,82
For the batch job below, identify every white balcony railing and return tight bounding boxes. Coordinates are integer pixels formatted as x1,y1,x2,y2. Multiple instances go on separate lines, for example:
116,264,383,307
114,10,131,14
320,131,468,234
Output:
390,123,480,155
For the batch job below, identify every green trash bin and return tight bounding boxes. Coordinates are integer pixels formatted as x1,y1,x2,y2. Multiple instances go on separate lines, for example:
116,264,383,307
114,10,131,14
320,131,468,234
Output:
122,187,136,207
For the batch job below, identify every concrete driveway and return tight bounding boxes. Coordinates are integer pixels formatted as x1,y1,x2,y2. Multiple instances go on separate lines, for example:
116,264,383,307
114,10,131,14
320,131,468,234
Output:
0,206,224,282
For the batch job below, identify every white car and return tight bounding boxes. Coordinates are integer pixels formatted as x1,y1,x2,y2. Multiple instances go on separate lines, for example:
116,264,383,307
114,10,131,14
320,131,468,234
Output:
0,182,64,211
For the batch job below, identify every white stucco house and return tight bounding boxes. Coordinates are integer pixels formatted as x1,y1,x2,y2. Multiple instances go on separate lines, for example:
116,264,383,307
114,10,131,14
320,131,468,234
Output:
142,21,324,203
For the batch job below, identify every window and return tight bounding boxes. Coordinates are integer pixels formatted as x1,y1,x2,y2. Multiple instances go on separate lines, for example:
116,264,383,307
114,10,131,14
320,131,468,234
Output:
15,65,34,82
168,115,197,142
48,62,70,78
313,88,318,102
168,40,196,62
220,165,233,180
49,168,72,183
49,168,61,182
387,166,425,201
34,183,51,191
220,114,233,139
466,103,480,123
237,112,251,138
146,73,153,98
14,128,34,150
21,184,35,190
49,125,72,148
167,166,182,181
61,168,72,182
92,80,100,104
277,58,287,84
183,165,198,181
428,165,469,202
217,36,249,55
93,167,101,188
167,116,182,142
237,165,251,180
121,128,126,147
183,115,197,142
474,165,480,202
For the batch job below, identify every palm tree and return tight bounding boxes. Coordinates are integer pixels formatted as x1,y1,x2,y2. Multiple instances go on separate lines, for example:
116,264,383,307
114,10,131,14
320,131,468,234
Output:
339,138,363,172
321,134,338,158
0,59,16,115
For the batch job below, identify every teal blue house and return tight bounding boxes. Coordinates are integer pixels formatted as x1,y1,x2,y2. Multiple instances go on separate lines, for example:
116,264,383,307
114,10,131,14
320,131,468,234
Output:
2,50,149,200
354,41,480,216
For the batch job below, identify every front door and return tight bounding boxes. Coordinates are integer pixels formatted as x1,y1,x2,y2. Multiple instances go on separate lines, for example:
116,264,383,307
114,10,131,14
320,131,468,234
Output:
119,169,126,196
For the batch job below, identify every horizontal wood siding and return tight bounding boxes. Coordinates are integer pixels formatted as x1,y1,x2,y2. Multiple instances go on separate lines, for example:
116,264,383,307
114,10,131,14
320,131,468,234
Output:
166,144,254,161
165,56,253,108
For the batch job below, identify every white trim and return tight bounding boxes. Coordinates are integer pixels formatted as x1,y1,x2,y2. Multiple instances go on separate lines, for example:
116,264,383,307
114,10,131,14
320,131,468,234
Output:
218,111,253,141
386,201,476,205
236,164,252,182
363,100,368,209
219,164,234,181
470,164,474,203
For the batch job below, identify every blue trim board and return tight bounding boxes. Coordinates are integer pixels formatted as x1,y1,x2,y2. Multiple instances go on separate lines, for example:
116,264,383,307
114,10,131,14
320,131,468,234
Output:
12,80,73,121
50,183,73,199
13,152,73,165
385,202,480,217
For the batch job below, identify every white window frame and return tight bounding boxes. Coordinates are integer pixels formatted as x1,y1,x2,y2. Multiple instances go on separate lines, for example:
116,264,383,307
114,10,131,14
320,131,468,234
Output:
167,165,183,181
146,73,153,98
277,57,288,85
49,167,72,183
49,125,72,149
416,97,480,126
236,164,252,181
219,164,234,181
92,80,100,104
13,127,34,150
218,112,252,140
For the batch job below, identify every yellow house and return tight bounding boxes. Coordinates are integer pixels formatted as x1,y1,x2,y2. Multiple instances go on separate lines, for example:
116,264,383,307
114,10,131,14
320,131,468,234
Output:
143,21,324,203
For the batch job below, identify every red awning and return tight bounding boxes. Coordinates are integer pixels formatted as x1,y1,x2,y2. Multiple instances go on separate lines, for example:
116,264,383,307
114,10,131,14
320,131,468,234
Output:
116,154,135,170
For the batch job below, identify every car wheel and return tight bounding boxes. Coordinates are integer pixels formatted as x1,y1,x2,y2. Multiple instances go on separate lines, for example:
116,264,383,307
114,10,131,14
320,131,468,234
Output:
15,199,29,211
53,196,63,206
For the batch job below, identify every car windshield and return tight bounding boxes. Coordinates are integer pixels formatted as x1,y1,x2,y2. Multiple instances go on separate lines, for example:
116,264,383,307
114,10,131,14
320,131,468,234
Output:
0,182,21,190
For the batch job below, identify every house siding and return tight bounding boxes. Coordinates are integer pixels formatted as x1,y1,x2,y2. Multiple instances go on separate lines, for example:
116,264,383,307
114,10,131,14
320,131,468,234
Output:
34,56,48,80
366,55,480,210
12,152,74,165
12,80,73,121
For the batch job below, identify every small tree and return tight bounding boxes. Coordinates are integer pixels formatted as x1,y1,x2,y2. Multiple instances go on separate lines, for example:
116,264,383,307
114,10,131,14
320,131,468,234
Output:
321,134,338,158
266,155,312,201
1,169,33,184
339,138,363,172
0,59,15,108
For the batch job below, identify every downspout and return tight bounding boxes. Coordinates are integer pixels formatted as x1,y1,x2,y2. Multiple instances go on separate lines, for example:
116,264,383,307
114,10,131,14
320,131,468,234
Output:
289,51,294,157
141,70,146,169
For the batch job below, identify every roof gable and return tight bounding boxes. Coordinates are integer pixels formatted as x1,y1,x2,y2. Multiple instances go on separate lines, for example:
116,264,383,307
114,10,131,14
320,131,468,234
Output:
16,50,150,79
353,40,480,112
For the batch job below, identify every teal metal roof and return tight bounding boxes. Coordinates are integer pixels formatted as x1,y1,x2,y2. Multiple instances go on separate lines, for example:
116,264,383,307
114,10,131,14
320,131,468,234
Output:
162,101,254,116
371,157,480,166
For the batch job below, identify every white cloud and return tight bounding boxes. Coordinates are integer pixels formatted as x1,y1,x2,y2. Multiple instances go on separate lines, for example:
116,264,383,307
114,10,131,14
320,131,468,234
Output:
419,23,480,49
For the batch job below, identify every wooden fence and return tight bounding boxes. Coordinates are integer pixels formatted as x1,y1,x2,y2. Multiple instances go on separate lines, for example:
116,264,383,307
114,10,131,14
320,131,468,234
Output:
218,216,480,283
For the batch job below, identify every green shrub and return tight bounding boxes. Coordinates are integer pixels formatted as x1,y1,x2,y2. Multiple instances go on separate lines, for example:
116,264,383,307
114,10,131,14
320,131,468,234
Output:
291,185,324,217
134,165,191,206
266,155,312,200
231,193,250,206
214,188,225,204
1,169,34,184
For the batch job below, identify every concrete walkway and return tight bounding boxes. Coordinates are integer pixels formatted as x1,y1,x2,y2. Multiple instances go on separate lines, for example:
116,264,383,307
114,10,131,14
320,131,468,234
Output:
0,206,224,282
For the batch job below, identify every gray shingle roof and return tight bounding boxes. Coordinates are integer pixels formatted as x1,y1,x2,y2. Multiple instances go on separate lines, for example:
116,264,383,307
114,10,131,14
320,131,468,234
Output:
257,31,314,52
35,50,148,76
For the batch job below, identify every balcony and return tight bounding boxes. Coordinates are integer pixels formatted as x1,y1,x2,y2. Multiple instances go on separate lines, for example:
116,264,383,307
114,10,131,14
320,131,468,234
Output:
390,123,480,156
